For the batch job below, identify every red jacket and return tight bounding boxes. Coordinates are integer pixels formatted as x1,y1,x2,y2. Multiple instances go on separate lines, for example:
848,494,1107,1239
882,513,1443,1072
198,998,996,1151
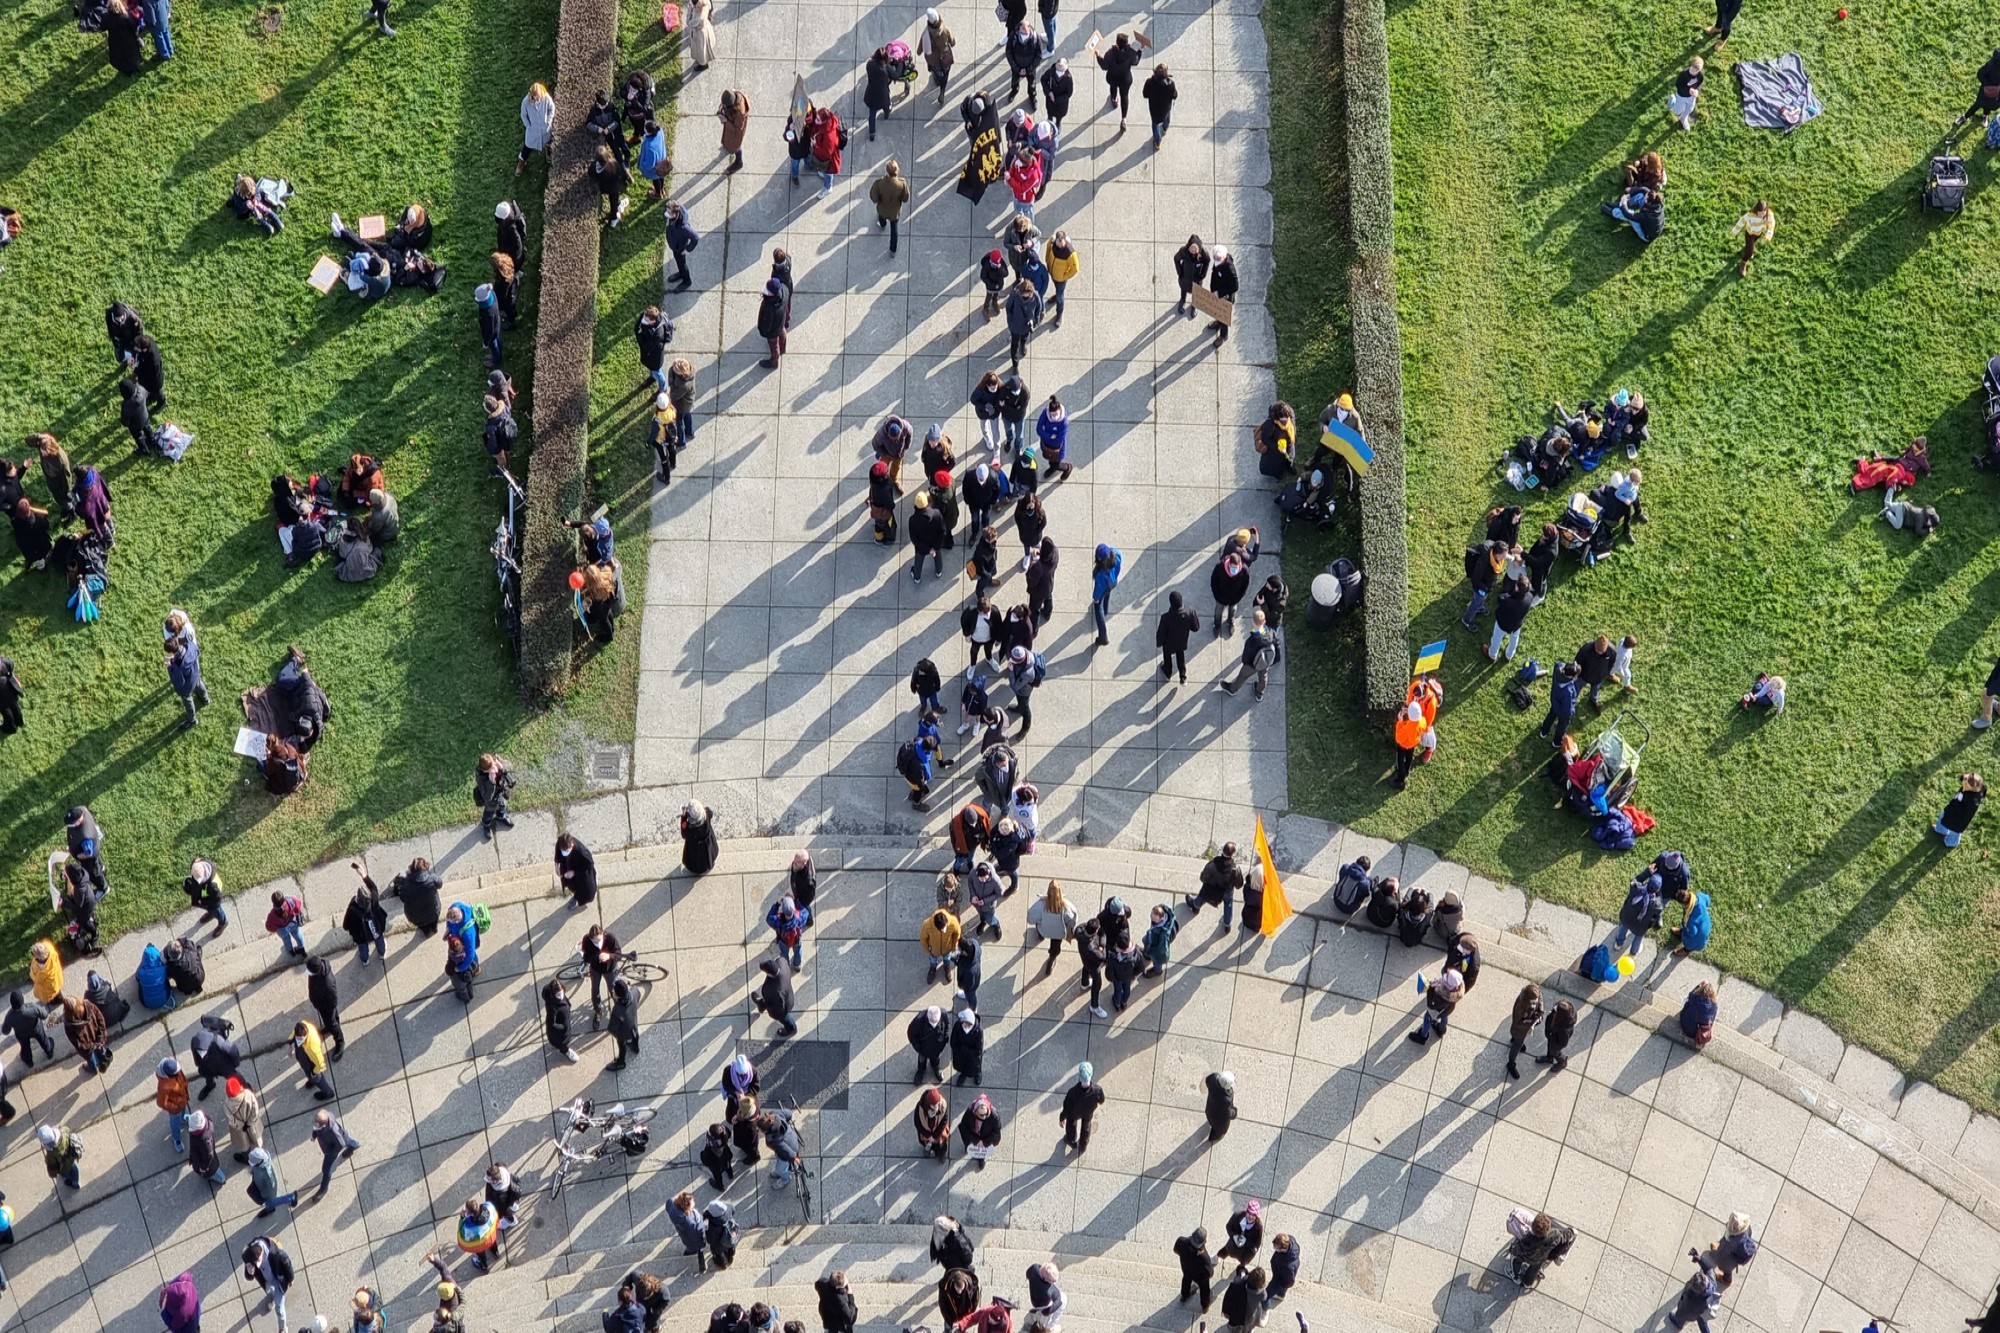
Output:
810,112,843,175
1007,155,1043,203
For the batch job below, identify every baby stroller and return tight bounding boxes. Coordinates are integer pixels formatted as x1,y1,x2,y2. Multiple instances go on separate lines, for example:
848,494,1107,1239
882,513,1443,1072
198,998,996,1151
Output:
1554,493,1613,565
1921,155,1968,213
1305,557,1364,629
1275,467,1336,532
883,39,918,97
1562,712,1649,815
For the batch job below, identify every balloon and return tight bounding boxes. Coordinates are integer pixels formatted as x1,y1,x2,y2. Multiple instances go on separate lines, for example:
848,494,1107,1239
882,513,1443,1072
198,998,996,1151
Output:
1615,954,1636,978
567,569,586,590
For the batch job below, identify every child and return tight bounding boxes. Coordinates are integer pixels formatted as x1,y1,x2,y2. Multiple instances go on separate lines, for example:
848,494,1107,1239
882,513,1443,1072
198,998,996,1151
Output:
1740,673,1785,713
1731,200,1776,277
1668,56,1703,131
1612,633,1638,693
958,670,990,737
648,393,680,485
1936,772,1985,849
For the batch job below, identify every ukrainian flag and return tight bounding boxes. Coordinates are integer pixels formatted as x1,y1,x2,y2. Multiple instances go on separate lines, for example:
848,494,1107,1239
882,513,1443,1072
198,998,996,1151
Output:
1321,417,1374,477
1412,639,1447,675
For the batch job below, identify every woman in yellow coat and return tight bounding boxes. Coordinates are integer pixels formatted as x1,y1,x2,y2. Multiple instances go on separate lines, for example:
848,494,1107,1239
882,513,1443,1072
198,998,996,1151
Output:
28,940,62,1005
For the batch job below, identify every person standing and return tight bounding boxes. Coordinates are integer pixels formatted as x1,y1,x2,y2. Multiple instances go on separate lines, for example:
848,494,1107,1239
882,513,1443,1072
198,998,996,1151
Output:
1006,23,1046,110
1005,280,1043,369
103,0,143,74
1538,661,1580,746
185,1108,226,1183
1172,235,1210,318
757,278,789,369
1186,843,1245,929
0,657,21,735
475,283,505,370
909,491,948,582
132,331,168,411
1024,1262,1066,1333
162,618,209,732
1407,966,1463,1046
1576,633,1616,709
667,1190,708,1270
1486,578,1533,662
1264,1234,1301,1309
224,1075,265,1163
919,9,956,103
922,909,961,984
705,1199,740,1270
304,957,347,1063
518,83,556,173
365,0,394,36
290,1018,334,1100
555,834,598,909
1538,998,1577,1071
1076,917,1108,1018
156,1057,191,1152
1142,63,1177,149
1041,58,1073,138
949,1009,984,1086
1218,609,1278,700
1938,772,1986,849
637,119,671,200
160,1273,204,1333
1090,543,1121,646
309,1108,360,1197
710,88,749,173
475,753,515,839
1097,31,1140,128
864,47,894,139
1615,871,1664,958
664,202,699,289
1731,199,1775,277
815,1272,858,1333
870,160,911,254
1505,983,1543,1080
754,958,797,1037
66,804,111,897
1703,0,1742,47
606,977,642,1070
1149,591,1201,684
1203,1070,1238,1141
1059,1062,1104,1154
1175,1229,1217,1311
341,874,387,965
189,1013,242,1098
908,1005,951,1083
1219,1200,1264,1264
1668,55,1704,130
634,306,672,392
1666,1264,1719,1332
541,978,580,1064
1105,933,1141,1012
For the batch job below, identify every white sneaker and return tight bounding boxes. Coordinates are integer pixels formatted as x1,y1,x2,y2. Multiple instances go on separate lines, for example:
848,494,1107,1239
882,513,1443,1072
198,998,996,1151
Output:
1975,716,1993,730
956,722,972,735
329,210,343,235
1021,555,1032,571
965,665,977,682
564,1048,580,1063
1088,1006,1107,1018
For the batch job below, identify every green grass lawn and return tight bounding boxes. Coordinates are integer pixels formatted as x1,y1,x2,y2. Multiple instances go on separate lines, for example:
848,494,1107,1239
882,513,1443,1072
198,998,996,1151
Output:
0,0,649,956
1277,0,2000,1106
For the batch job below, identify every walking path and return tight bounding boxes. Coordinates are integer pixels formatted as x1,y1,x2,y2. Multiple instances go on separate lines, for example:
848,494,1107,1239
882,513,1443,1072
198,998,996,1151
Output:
12,0,2000,1329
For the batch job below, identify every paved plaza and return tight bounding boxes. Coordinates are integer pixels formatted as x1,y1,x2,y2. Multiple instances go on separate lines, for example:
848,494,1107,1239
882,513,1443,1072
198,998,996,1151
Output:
6,0,2000,1329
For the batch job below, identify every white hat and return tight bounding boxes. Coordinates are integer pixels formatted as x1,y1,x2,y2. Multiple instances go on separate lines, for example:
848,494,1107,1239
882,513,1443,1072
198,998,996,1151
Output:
656,392,671,410
925,1005,942,1023
958,1009,977,1025
1211,246,1229,263
36,1125,56,1148
494,201,511,219
1216,1071,1236,1090
925,6,939,21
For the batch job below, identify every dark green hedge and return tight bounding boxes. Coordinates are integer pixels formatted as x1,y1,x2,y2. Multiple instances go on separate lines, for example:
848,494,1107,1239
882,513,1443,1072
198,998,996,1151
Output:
519,0,621,700
1340,0,1412,713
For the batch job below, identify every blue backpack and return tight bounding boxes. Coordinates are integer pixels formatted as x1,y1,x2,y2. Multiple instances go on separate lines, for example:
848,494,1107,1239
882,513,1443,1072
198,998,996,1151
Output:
1579,943,1620,984
136,944,172,1010
1986,114,2000,151
1591,811,1636,852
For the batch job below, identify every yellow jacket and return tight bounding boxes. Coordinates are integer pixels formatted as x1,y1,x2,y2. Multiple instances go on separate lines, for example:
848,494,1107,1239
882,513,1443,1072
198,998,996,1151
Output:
294,1022,327,1074
29,941,62,1005
920,913,962,957
1044,242,1081,284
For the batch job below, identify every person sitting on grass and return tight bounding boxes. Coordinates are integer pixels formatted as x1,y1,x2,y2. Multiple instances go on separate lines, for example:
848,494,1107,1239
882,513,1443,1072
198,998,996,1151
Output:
331,516,383,582
339,454,383,509
228,176,290,237
1602,184,1664,243
260,735,307,796
1739,672,1785,714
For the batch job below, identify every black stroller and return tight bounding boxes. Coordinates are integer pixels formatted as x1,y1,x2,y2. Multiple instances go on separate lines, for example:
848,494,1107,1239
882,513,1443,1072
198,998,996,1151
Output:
1921,155,1968,212
1977,355,2000,472
1304,557,1364,629
1275,466,1336,532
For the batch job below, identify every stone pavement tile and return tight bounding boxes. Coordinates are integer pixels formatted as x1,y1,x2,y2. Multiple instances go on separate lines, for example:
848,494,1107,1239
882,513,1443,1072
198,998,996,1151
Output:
1459,1186,1519,1269
1959,1113,2000,1196
1345,1074,1427,1163
1825,1219,1916,1316
1223,1037,1298,1126
1491,1054,1581,1136
1273,1128,1342,1209
41,1291,101,1333
1381,1234,1457,1323
1582,1243,1670,1332
1150,1033,1227,1115
68,1184,157,1288
1534,1226,1604,1311
1564,1077,1650,1174
1921,1200,2000,1301
1895,1080,1973,1153
1803,1284,1874,1333
1730,1249,1820,1333
1762,1180,1848,1281
1579,1014,1669,1105
1898,1260,1988,1329
1772,1009,1843,1081
821,1153,890,1226
1521,898,1594,960
1416,1095,1494,1185
354,1147,435,1239
7,1215,84,1319
1207,1115,1281,1200
1715,975,1784,1045
130,1159,228,1251
1628,1107,1716,1206
1651,1044,1740,1140
292,1169,371,1259
1853,1157,1946,1259
1332,1142,1408,1233
1439,1260,1518,1332
1397,1166,1478,1256
1721,1079,1811,1170
1696,1144,1783,1236
91,1247,168,1333
1284,1059,1363,1143
946,1152,1014,1227
1786,1118,1875,1214
493,807,559,873
393,993,476,1080
1608,1177,1693,1273
1426,1030,1513,1113
1477,1120,1561,1211
1320,1216,1400,1304
1832,1042,1906,1116
880,1152,952,1226
1011,1158,1078,1231
1545,1145,1628,1241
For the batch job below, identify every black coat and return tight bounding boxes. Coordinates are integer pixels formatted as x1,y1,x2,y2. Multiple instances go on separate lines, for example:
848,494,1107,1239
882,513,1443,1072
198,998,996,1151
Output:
1141,72,1177,120
757,292,787,339
758,959,794,1018
608,987,641,1042
105,8,142,73
306,957,340,1018
1175,1233,1216,1282
1210,559,1251,607
950,1022,984,1079
634,315,671,371
958,1107,1002,1146
907,1012,950,1059
816,1279,858,1332
1098,40,1140,88
1210,261,1240,300
1060,1080,1104,1128
391,867,442,931
1040,67,1073,117
1156,605,1199,653
1204,1073,1237,1130
910,507,948,553
341,891,387,946
1576,640,1615,686
134,342,166,400
1495,587,1534,634
864,57,893,112
542,982,572,1048
558,842,599,903
1173,245,1210,289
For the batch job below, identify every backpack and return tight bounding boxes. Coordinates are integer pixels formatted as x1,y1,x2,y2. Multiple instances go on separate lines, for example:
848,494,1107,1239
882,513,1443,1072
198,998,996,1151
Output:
137,944,172,1010
1030,651,1047,686
1332,868,1369,915
1578,943,1619,983
1507,684,1534,711
1986,114,2000,151
470,903,492,935
1591,811,1636,851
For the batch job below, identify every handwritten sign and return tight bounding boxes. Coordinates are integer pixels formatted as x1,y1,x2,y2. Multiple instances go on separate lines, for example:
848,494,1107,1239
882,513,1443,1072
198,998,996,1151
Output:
307,255,342,294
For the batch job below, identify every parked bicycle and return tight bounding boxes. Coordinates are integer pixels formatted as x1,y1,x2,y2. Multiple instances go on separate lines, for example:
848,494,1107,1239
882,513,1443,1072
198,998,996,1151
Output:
547,1096,655,1198
492,467,524,658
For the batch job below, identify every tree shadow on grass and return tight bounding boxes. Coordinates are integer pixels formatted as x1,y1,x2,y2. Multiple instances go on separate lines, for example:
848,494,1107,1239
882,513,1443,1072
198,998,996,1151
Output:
168,26,376,181
1514,45,1697,213
1908,967,2000,1086
1771,731,1972,908
1770,834,1950,1005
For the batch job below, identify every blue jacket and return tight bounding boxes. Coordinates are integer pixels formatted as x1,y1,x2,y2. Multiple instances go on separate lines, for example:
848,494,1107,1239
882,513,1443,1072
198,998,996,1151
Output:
1679,892,1712,951
665,213,700,256
766,899,812,942
668,1203,705,1251
638,130,670,182
446,901,480,969
168,644,201,697
1037,409,1068,456
1549,675,1579,716
1092,549,1123,601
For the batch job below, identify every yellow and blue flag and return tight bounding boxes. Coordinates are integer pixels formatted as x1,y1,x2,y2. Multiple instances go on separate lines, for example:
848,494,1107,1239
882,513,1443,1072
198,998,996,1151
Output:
1412,638,1447,676
1321,417,1374,477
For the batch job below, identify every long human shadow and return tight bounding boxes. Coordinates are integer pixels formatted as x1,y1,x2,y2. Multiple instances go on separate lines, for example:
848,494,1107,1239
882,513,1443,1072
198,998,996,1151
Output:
1770,834,1952,1005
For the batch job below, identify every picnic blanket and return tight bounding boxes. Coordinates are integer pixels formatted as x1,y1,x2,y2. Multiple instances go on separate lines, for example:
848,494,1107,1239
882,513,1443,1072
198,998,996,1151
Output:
1736,53,1823,132
240,670,328,740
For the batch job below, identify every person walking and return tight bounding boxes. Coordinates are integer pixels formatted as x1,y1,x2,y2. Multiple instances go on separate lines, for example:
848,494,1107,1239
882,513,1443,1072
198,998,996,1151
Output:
1005,280,1043,369
1669,55,1704,130
1218,610,1278,700
291,1018,334,1100
156,1057,191,1152
475,753,515,839
1151,590,1202,684
716,88,750,172
225,1076,265,1162
919,9,956,103
1203,1070,1238,1140
518,82,556,173
1703,0,1742,46
1141,63,1177,149
1666,1264,1719,1332
633,306,672,393
1097,31,1139,128
186,1108,226,1184
1059,1062,1104,1154
864,47,895,139
541,978,580,1064
606,976,642,1070
309,1108,360,1198
755,958,797,1037
242,1235,295,1331
341,875,387,965
756,278,789,369
1264,1234,1301,1309
1538,661,1581,746
1938,772,1986,848
0,656,22,735
1504,983,1543,1080
1024,1262,1065,1332
870,160,911,253
1407,966,1463,1047
246,1145,299,1216
664,202,699,289
816,1271,858,1333
1696,1212,1759,1290
1730,199,1777,277
1186,843,1245,929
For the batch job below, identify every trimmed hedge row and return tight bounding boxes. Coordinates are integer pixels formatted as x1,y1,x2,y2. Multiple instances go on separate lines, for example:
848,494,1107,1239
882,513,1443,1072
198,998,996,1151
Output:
1340,0,1412,713
518,0,622,700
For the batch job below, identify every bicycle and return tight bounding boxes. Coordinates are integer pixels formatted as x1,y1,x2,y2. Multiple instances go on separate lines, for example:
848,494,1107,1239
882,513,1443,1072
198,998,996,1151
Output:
781,1095,814,1228
547,1096,656,1199
492,468,525,659
556,948,669,1029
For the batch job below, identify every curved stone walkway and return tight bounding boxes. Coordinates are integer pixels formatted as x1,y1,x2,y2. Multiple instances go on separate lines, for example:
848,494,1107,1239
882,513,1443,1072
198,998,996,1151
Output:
4,840,1997,1332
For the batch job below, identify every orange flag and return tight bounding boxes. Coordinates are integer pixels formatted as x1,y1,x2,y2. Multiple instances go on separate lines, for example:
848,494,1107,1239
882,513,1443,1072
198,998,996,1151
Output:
1255,816,1293,936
